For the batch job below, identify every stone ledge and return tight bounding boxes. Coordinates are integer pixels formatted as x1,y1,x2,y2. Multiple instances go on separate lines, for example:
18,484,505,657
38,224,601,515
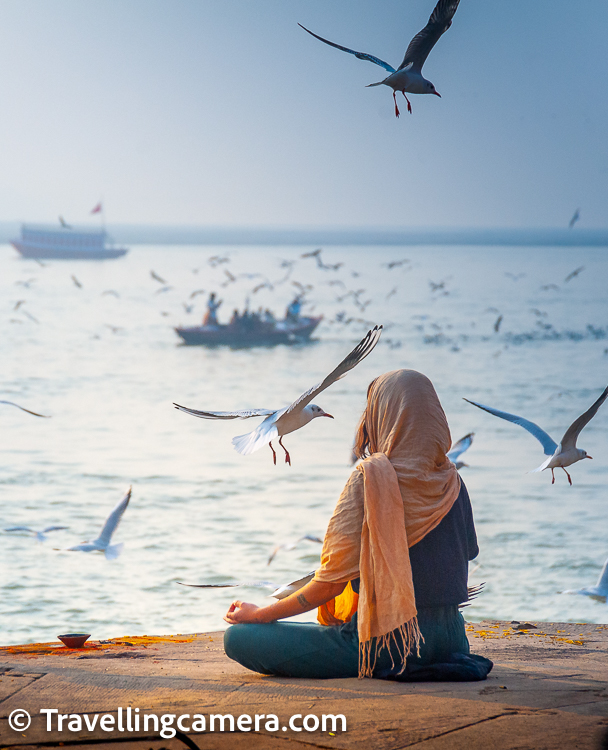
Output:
0,621,607,749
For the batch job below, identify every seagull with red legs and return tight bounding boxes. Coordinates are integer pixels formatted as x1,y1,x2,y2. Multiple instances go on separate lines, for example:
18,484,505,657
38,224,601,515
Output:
299,0,460,118
174,326,382,465
464,386,608,485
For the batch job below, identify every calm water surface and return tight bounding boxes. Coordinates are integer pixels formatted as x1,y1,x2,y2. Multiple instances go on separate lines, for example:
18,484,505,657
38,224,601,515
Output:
1,242,607,645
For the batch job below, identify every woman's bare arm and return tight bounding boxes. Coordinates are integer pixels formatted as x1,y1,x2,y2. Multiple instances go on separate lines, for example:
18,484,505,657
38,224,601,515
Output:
224,579,347,625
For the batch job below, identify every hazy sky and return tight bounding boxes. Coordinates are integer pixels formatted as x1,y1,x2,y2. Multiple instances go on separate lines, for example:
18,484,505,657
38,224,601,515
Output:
0,0,607,228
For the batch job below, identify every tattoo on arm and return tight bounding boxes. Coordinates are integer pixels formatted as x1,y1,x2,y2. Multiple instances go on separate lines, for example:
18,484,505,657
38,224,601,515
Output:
297,593,310,609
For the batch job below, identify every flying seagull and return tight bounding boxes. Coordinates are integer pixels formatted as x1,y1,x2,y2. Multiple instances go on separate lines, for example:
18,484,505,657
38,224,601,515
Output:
301,249,322,259
65,487,131,559
564,266,585,283
5,525,69,542
150,270,167,284
447,432,474,470
176,572,316,600
0,400,49,418
562,557,608,602
299,0,460,117
174,326,383,465
267,535,323,565
568,208,580,229
464,387,608,484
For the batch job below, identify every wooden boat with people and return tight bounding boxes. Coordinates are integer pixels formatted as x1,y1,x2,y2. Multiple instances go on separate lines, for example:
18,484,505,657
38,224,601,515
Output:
175,315,322,347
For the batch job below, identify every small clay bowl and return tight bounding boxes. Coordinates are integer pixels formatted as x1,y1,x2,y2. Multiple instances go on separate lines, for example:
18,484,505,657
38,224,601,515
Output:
58,633,91,648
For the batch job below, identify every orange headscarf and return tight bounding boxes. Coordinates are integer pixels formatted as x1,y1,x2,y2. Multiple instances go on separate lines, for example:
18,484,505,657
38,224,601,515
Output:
314,369,461,677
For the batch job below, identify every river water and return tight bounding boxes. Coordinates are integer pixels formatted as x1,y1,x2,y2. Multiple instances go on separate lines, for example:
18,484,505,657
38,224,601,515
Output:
1,241,607,645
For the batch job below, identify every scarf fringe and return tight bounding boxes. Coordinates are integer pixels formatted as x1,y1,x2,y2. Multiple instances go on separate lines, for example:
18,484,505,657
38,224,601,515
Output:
358,616,422,679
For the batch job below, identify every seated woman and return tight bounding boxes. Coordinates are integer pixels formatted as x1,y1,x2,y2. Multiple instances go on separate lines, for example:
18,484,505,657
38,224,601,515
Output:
224,369,492,681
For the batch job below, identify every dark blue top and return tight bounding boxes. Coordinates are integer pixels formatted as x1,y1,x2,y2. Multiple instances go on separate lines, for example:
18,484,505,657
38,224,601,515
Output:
351,478,478,607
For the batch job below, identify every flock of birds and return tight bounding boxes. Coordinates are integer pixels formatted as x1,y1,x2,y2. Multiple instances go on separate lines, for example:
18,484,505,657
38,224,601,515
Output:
172,323,608,494
170,333,608,598
4,309,607,605
4,231,607,621
3,0,606,615
7,232,598,361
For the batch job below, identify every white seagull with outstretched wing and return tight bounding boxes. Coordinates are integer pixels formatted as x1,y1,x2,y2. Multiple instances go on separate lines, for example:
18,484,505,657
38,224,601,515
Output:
464,386,608,484
174,326,382,465
447,432,474,470
562,556,608,602
65,487,131,559
299,0,460,117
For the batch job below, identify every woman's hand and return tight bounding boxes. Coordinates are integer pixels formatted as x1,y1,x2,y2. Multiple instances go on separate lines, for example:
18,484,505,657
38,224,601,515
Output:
224,600,261,625
223,580,348,625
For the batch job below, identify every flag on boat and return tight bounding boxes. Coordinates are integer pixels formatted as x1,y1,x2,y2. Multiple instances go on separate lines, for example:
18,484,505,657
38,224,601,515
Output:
90,202,102,214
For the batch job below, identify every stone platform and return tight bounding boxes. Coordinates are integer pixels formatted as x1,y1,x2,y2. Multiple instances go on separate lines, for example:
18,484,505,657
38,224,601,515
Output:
1,620,607,750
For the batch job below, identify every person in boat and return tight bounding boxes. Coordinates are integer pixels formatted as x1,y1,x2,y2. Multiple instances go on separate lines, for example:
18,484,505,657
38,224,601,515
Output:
286,295,303,323
239,305,256,332
203,292,222,326
224,369,492,681
253,308,269,332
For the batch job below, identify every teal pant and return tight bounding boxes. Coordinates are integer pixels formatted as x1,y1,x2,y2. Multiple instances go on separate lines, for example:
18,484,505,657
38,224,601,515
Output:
224,606,471,679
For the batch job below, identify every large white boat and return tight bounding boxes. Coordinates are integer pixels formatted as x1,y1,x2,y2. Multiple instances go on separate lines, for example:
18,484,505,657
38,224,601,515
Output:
11,224,128,260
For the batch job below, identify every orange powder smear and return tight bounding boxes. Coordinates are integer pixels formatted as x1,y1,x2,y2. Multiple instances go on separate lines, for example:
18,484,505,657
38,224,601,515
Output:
0,633,198,656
